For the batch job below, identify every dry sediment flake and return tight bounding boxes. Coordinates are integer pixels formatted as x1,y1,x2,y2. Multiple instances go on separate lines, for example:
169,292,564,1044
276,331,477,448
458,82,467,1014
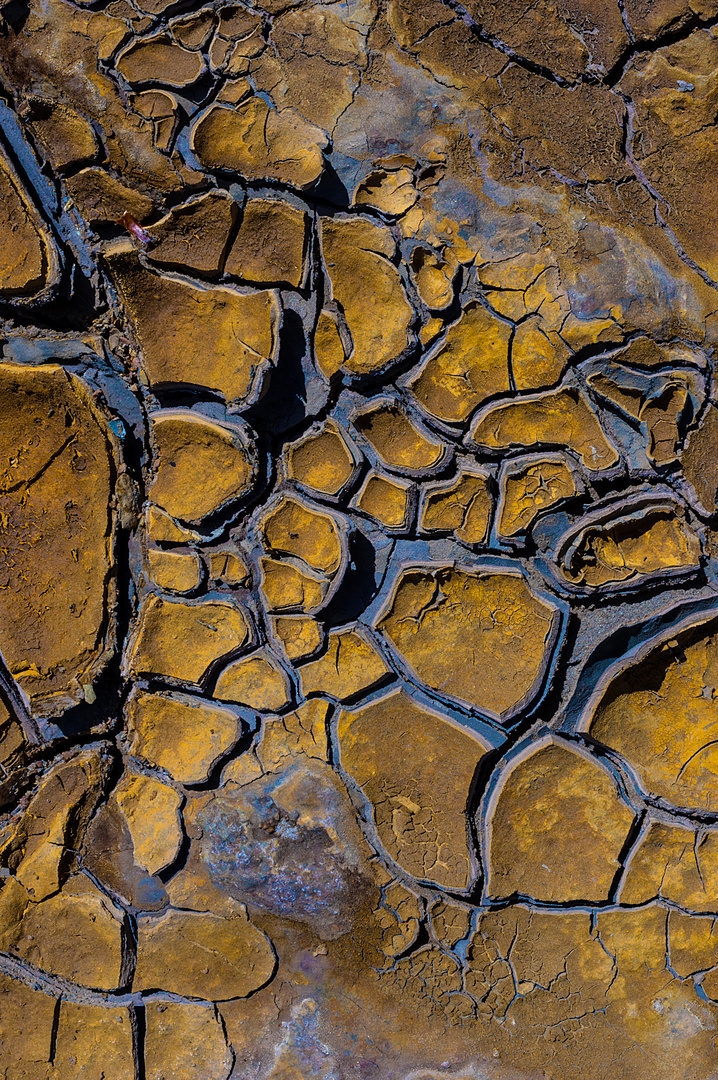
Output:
285,421,358,497
106,249,277,405
113,771,183,876
470,387,620,472
144,1001,233,1080
338,690,489,890
419,469,492,544
214,648,292,711
619,820,718,912
4,0,718,1076
498,458,576,537
354,402,446,474
226,197,308,287
587,617,718,812
560,507,701,588
485,740,635,903
125,595,250,685
377,566,558,718
0,148,58,300
0,363,119,715
355,470,413,531
260,496,343,577
190,99,328,188
319,216,415,376
144,191,239,276
148,410,256,525
125,689,241,783
2,874,125,990
407,302,511,424
134,906,275,998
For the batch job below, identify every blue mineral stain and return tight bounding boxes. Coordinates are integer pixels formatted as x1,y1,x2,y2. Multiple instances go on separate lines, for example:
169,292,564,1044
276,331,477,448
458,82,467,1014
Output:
198,759,374,940
108,417,126,440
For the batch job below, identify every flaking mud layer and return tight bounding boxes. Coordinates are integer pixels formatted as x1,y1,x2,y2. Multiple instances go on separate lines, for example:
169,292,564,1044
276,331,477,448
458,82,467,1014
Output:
1,1,718,1077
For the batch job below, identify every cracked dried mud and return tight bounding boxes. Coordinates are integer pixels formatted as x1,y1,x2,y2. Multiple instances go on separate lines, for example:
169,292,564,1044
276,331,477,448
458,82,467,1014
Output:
1,0,718,1077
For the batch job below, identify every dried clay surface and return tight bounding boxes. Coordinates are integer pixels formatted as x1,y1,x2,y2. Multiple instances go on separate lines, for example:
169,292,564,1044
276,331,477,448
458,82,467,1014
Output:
2,1,718,1079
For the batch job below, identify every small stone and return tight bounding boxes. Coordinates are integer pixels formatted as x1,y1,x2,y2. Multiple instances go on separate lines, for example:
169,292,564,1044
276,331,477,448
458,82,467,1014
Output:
134,907,276,999
198,759,372,939
299,629,391,701
339,689,489,890
144,1001,233,1080
125,595,250,685
148,410,256,525
214,649,292,712
125,689,240,784
486,740,635,902
226,198,308,287
147,549,202,594
114,772,183,876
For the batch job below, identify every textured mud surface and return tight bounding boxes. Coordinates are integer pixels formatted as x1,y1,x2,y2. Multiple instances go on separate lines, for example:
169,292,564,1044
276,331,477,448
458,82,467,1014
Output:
1,0,718,1077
